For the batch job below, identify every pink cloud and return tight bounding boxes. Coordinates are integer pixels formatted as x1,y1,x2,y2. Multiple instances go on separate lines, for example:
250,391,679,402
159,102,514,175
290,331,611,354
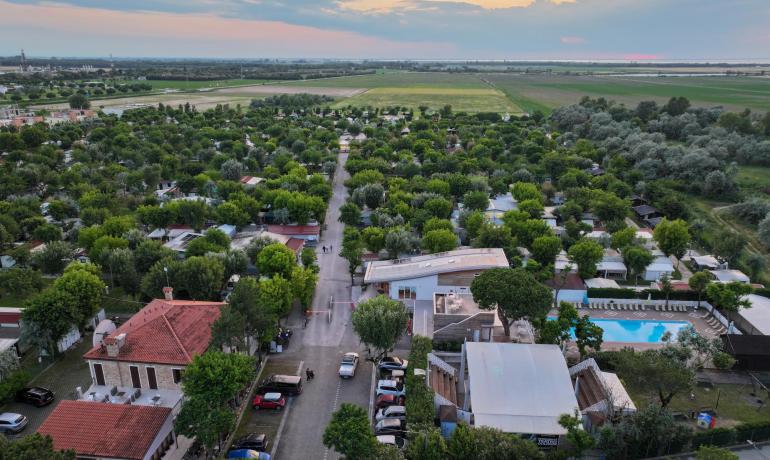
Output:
0,0,456,59
560,36,587,45
623,53,662,61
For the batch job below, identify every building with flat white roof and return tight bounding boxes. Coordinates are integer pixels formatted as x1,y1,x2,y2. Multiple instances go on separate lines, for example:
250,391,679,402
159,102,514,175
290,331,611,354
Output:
710,269,750,284
364,248,509,301
462,342,580,440
735,294,770,336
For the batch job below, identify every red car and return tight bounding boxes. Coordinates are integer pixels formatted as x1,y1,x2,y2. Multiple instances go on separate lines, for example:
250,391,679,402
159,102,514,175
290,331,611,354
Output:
375,394,405,410
252,392,286,410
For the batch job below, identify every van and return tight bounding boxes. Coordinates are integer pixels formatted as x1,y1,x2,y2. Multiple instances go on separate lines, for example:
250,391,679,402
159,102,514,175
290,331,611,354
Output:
257,375,303,395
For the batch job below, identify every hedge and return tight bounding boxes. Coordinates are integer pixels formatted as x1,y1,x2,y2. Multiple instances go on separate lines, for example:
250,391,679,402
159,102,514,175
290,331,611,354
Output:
405,335,436,429
0,370,30,405
753,288,770,299
587,288,701,301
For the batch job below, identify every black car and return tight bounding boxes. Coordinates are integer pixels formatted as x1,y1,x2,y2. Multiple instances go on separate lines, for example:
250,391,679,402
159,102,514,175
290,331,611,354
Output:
233,433,269,452
16,387,55,407
257,375,303,396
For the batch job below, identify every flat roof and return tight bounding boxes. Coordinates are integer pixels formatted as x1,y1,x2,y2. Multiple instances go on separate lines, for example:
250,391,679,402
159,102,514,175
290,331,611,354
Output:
738,295,770,336
364,248,508,284
710,269,750,283
465,342,579,435
584,278,621,289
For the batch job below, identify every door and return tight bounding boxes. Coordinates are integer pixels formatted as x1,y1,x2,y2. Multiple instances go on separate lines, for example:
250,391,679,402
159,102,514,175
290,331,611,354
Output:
146,367,158,390
130,366,141,388
93,363,105,386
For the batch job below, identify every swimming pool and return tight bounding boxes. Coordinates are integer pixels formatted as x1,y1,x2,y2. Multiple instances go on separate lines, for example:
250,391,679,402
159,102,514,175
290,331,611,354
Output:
551,317,692,343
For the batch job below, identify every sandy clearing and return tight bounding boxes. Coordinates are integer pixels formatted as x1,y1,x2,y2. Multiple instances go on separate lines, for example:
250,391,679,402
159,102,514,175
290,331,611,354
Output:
214,85,366,97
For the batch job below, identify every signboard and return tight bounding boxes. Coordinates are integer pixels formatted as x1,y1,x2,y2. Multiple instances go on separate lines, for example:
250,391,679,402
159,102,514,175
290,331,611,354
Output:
536,435,559,450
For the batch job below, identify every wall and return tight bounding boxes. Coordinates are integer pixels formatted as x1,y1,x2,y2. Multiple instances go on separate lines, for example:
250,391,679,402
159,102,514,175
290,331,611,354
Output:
88,359,184,391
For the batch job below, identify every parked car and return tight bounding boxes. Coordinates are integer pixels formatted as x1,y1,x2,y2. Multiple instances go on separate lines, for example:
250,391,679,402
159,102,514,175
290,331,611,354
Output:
0,413,28,434
376,379,405,398
16,387,55,407
226,449,271,459
338,352,359,378
257,375,303,395
375,394,405,410
378,356,408,371
233,433,269,452
375,405,406,422
381,369,405,382
377,435,408,449
252,393,286,410
374,418,406,436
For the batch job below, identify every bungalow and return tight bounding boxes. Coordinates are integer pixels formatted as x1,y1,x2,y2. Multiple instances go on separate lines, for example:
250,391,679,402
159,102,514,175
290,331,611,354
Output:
597,249,627,280
584,278,621,289
710,269,751,284
569,358,636,431
39,401,176,460
632,204,661,221
239,175,264,189
147,224,194,241
692,255,722,271
81,292,225,410
643,256,675,281
163,231,203,257
581,212,597,228
267,224,320,244
554,251,576,274
363,248,509,302
546,273,587,304
485,193,517,226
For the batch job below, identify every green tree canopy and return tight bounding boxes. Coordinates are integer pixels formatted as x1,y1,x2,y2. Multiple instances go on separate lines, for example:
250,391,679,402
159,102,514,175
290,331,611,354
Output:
323,403,377,460
567,238,604,279
351,295,409,360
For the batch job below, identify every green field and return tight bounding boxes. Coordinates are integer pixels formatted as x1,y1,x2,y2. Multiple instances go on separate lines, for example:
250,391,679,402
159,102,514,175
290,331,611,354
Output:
286,71,488,89
332,86,521,114
125,79,271,91
485,74,770,113
735,165,770,194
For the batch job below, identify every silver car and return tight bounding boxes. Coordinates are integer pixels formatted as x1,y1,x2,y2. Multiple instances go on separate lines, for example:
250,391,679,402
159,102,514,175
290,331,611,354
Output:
0,412,28,434
338,352,359,378
375,405,406,422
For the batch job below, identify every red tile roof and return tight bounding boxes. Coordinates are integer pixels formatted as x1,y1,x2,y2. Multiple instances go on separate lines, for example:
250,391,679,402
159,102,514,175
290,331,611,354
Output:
267,224,320,236
38,400,172,460
286,237,305,253
83,299,225,365
0,312,22,323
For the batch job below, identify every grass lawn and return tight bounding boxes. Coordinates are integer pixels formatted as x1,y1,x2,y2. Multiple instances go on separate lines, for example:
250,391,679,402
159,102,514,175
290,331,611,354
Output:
628,383,770,428
332,87,521,114
736,165,770,194
0,277,54,308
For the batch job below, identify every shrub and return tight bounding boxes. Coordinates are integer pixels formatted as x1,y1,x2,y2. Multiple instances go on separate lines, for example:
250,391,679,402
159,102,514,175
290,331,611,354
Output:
405,335,435,429
0,370,30,404
691,428,736,449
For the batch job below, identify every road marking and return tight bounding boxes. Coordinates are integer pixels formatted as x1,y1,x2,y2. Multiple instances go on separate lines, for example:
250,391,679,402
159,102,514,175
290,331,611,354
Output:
323,378,344,460
270,359,303,460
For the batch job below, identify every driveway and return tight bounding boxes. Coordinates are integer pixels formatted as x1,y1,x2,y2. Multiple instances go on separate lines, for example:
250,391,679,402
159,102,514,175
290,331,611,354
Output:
269,153,374,460
2,336,93,438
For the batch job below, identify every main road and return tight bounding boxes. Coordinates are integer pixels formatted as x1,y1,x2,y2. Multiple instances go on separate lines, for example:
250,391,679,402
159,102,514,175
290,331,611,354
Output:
273,152,373,460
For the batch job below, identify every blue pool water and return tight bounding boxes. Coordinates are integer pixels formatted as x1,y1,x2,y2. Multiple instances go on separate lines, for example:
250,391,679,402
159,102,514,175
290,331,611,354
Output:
550,317,692,343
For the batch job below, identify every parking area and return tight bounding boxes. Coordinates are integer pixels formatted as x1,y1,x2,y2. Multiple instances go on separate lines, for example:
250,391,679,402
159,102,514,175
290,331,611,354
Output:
1,335,94,438
234,358,303,457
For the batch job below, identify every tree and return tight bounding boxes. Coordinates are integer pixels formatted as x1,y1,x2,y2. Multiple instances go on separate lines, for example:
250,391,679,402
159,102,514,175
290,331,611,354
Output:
53,262,106,327
31,241,72,274
181,350,255,404
0,267,44,297
574,314,604,357
623,246,653,286
22,289,77,356
339,202,362,226
210,305,247,353
351,295,409,361
659,273,673,309
591,190,629,224
611,227,637,250
706,282,752,313
256,243,297,278
653,219,690,266
219,159,244,181
568,239,604,279
473,223,515,251
422,229,458,253
215,202,249,228
385,229,414,259
447,424,543,460
463,190,489,212
531,235,561,266
759,214,770,247
341,239,363,284
134,239,175,274
32,223,62,242
323,403,377,460
538,302,579,346
258,275,293,318
695,446,738,460
688,271,712,308
175,397,234,458
423,218,454,234
0,433,76,459
559,411,595,458
405,428,447,460
598,404,693,459
361,227,386,254
175,256,225,300
245,236,277,264
612,349,694,408
470,268,552,337
300,247,318,271
68,93,90,109
226,277,278,356
511,182,541,202
291,266,318,311
712,231,747,266
662,96,691,116
746,253,766,281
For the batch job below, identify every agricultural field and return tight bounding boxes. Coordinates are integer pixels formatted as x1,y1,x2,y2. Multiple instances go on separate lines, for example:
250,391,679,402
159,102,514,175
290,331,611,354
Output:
332,87,520,114
735,165,770,194
485,73,770,113
123,78,271,91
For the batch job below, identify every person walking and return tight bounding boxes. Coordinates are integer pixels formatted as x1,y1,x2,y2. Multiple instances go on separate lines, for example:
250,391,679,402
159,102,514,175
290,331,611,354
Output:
306,368,312,381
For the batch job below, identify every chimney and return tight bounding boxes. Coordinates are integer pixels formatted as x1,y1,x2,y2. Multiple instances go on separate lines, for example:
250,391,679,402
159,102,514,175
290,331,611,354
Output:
105,333,127,357
163,286,173,301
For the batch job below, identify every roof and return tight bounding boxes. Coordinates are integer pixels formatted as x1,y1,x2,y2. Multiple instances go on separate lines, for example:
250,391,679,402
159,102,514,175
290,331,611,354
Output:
546,272,586,291
465,343,579,435
38,401,172,460
737,295,770,336
239,175,264,185
723,334,770,357
0,307,22,323
286,237,305,253
632,205,659,216
267,224,320,236
692,255,720,269
584,278,621,289
364,248,509,284
601,372,637,412
710,269,750,283
646,257,674,273
487,193,517,213
83,299,224,365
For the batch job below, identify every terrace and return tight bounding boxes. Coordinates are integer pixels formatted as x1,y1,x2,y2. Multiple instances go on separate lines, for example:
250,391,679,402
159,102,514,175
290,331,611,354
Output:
79,384,183,411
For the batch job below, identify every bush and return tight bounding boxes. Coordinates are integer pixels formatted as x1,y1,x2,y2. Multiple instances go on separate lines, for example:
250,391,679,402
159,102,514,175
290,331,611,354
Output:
432,340,463,352
691,428,736,449
405,335,435,429
0,370,30,404
734,420,770,443
587,287,700,301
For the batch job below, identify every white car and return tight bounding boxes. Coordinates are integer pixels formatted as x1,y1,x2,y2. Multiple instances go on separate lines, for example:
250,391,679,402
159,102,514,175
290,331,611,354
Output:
376,379,405,398
338,352,359,378
377,434,407,449
375,405,406,422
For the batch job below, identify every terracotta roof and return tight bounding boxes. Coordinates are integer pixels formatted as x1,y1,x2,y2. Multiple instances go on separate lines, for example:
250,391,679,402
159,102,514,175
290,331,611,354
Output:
38,400,172,460
286,237,305,253
545,273,586,291
83,299,224,365
267,224,320,236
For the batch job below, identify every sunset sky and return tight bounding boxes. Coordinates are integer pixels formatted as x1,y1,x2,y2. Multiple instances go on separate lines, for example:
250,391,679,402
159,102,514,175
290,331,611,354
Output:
1,0,769,60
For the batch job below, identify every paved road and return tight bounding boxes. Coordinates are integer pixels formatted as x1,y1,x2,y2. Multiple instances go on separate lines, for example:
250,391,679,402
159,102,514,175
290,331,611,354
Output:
273,153,374,460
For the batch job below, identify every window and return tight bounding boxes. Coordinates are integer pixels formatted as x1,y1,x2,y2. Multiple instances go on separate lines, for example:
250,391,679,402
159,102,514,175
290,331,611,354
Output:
146,367,158,390
397,286,417,300
172,368,183,384
129,365,141,389
93,363,105,386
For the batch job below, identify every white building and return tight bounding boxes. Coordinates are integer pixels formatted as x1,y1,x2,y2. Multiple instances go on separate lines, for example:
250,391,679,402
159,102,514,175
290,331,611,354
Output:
643,256,675,281
363,248,509,302
710,269,751,284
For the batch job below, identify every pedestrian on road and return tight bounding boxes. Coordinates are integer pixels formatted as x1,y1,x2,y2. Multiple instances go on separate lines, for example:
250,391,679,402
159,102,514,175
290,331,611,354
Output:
330,244,333,252
322,246,327,254
306,368,312,381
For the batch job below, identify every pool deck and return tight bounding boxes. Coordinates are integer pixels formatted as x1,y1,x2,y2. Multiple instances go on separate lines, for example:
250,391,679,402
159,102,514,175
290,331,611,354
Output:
549,305,723,351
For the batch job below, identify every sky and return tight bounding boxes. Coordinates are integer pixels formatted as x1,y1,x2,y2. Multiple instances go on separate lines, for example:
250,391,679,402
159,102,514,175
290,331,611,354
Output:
1,0,769,61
